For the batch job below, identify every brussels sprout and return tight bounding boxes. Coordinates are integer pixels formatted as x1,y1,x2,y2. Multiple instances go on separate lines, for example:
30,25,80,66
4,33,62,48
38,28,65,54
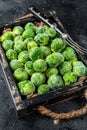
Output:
14,41,25,53
0,31,14,42
22,29,35,39
48,74,64,89
39,46,51,57
25,61,34,75
27,41,37,50
62,47,78,62
10,59,23,71
6,49,17,60
51,38,66,52
73,61,87,77
14,35,23,43
34,33,49,46
29,47,44,61
2,40,13,51
14,68,28,81
59,61,72,76
46,67,58,78
31,72,46,87
18,51,29,63
33,59,47,72
38,84,50,95
46,52,64,67
25,22,36,31
13,26,24,35
45,27,56,38
36,27,45,34
63,72,77,86
23,38,33,48
18,80,35,95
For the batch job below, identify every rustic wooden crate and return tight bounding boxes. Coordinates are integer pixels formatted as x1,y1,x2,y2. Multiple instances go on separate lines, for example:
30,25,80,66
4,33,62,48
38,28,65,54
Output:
0,13,87,118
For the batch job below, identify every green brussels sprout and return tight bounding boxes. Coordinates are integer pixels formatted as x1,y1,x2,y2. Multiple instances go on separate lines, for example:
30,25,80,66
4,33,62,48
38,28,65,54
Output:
39,46,51,57
23,38,33,48
18,51,29,63
51,38,66,52
6,49,17,60
38,84,50,95
14,41,25,53
34,33,49,46
14,35,23,43
62,47,78,62
46,67,58,78
13,26,24,35
29,47,44,61
25,61,34,75
36,27,45,34
63,72,77,86
33,59,47,72
48,74,64,89
59,61,72,76
45,27,56,38
73,61,87,77
22,29,35,39
0,31,14,42
2,40,13,51
10,59,23,71
25,22,36,31
31,72,46,87
27,41,38,50
13,68,28,81
46,52,64,67
18,80,35,95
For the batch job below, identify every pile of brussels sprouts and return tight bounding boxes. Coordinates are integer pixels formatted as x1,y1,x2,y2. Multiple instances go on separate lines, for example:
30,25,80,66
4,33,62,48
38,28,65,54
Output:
0,22,87,96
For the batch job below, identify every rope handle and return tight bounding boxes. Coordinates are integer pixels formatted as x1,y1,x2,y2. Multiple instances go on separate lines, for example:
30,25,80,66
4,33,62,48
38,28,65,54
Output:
37,89,87,121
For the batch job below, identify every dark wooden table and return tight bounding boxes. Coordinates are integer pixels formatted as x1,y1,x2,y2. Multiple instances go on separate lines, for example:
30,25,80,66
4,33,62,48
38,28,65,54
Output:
0,0,87,130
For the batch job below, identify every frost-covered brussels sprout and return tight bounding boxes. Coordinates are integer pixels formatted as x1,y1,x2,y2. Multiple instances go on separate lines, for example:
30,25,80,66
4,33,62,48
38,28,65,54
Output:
46,67,58,78
25,22,36,31
51,38,66,52
27,41,37,50
73,61,87,77
6,49,17,60
22,29,35,39
14,35,23,43
25,61,34,75
29,47,44,61
14,41,25,53
23,38,33,48
14,68,28,81
45,27,56,38
18,51,29,63
46,52,64,67
31,72,46,87
10,59,23,71
40,46,51,57
59,61,72,76
13,26,24,35
34,33,49,45
38,84,50,95
33,59,47,72
36,27,45,34
18,80,35,95
62,47,78,62
2,40,13,51
63,72,77,86
48,74,64,89
0,31,14,42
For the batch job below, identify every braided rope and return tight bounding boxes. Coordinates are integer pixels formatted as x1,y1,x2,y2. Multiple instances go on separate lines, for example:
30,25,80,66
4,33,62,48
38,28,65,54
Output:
37,89,87,120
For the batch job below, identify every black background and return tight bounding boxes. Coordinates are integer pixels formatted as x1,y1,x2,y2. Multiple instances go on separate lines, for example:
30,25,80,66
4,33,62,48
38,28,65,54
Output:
0,0,87,130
